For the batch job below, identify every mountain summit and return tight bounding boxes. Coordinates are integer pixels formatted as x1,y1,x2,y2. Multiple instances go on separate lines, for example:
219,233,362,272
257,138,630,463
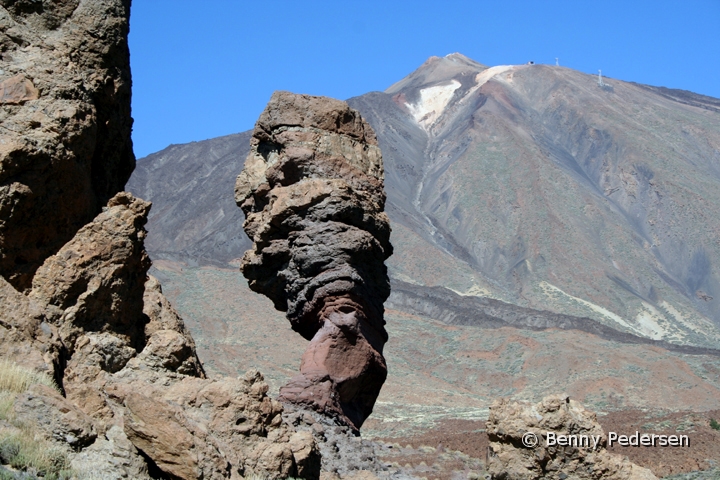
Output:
348,54,720,347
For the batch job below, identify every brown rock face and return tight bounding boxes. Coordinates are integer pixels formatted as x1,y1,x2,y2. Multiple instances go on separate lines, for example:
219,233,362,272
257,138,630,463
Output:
0,0,135,290
487,394,657,480
0,189,319,479
0,3,322,478
235,91,393,430
0,190,206,387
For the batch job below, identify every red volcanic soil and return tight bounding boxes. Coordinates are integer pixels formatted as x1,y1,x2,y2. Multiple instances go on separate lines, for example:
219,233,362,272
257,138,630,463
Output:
602,409,720,477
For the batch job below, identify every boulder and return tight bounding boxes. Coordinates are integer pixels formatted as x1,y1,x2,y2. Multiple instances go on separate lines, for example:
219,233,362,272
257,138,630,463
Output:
1,189,319,478
13,383,96,448
487,394,658,480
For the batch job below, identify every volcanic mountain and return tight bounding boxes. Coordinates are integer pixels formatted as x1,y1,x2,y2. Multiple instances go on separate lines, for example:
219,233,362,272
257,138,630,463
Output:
130,53,720,346
127,54,720,448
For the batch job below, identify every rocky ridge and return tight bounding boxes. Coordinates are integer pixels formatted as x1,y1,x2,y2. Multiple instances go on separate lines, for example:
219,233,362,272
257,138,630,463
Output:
235,91,393,431
0,0,135,290
1,189,320,478
0,2,323,479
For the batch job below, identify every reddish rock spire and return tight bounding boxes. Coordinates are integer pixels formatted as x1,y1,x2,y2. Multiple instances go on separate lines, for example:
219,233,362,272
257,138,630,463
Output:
235,91,393,430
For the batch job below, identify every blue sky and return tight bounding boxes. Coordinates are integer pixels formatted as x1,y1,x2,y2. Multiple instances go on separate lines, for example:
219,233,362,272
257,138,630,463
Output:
129,1,720,159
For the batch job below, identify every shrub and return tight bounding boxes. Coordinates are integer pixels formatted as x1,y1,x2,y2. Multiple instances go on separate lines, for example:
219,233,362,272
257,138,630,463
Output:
0,361,73,479
710,418,720,431
0,428,72,479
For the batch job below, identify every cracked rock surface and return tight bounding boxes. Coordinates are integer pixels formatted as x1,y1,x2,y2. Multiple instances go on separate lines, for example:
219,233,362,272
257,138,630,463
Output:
0,0,135,290
0,3,321,478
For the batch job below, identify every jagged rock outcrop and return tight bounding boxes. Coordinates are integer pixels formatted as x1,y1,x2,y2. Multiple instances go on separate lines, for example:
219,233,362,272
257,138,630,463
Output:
487,394,657,480
0,2,322,478
235,91,393,430
0,0,135,290
1,190,319,479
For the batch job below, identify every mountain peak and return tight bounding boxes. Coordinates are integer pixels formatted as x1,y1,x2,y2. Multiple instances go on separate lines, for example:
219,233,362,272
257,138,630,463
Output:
444,52,484,66
385,53,487,94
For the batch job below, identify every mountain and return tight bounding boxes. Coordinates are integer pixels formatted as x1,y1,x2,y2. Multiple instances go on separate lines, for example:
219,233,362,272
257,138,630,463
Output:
126,131,252,266
129,53,720,348
351,53,720,347
126,54,720,443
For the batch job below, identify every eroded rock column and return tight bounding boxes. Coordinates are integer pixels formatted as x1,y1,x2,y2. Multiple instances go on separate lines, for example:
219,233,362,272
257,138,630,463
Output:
235,91,393,430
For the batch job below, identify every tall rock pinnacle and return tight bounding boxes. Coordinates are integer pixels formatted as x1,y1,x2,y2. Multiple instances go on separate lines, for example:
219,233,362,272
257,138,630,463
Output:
235,91,393,429
0,0,135,290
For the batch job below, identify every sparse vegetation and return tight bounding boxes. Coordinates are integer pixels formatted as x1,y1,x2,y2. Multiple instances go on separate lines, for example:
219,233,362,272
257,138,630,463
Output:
0,428,72,479
0,360,58,395
710,418,720,431
0,360,73,479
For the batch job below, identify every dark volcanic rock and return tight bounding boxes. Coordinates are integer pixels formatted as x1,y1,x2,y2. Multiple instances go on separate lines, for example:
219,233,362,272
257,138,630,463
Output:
235,91,393,430
388,280,720,357
0,0,135,290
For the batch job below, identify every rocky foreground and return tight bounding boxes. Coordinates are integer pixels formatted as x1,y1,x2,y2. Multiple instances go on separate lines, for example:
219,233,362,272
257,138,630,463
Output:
0,1,320,478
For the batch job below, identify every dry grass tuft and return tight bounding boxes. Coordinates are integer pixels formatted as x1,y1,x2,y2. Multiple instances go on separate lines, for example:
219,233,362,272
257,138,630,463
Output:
0,426,72,479
0,360,72,479
0,359,58,395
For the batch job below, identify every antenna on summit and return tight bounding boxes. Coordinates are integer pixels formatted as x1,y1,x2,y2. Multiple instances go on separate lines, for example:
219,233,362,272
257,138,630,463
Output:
597,69,613,91
555,57,559,66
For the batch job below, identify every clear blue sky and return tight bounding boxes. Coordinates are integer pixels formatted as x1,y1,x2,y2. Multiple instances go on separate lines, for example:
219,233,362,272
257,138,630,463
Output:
129,0,720,159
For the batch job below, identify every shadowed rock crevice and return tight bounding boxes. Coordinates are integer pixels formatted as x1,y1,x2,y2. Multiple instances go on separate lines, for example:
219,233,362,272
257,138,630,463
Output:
235,91,393,430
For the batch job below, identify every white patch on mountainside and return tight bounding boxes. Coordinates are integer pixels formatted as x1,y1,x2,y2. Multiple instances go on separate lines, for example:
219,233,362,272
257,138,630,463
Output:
538,281,641,335
539,282,720,345
407,80,461,131
658,300,720,342
406,65,518,132
633,302,667,340
475,65,515,88
459,65,517,104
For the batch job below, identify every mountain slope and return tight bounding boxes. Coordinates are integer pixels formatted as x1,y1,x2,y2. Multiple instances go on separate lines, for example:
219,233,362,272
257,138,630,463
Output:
127,131,252,266
128,54,720,348
349,54,720,347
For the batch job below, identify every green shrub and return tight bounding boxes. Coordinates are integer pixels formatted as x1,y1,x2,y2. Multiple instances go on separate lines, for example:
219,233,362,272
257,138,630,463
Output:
710,418,720,431
0,427,73,479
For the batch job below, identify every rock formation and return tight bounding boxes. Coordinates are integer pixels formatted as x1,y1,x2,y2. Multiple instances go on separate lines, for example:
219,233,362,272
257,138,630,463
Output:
235,91,393,430
486,394,657,480
0,0,135,290
0,2,320,478
1,189,319,479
